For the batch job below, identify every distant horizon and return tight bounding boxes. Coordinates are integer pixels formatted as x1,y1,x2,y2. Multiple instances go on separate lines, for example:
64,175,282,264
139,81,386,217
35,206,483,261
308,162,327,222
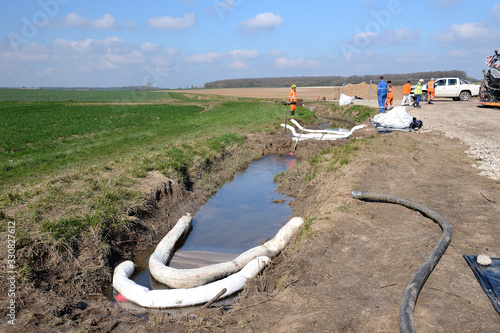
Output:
0,69,482,90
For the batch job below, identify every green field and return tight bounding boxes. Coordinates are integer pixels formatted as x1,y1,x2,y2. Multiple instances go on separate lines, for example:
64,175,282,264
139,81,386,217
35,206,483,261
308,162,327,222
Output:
0,89,286,188
0,88,169,103
0,89,376,283
0,89,309,247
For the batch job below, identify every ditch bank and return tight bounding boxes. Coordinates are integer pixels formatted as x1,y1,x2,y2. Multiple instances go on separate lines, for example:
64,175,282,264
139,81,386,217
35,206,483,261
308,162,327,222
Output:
0,121,361,332
3,101,499,332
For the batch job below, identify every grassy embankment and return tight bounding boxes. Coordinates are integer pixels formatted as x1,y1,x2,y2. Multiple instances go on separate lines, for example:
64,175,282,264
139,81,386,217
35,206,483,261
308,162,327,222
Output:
0,89,376,293
0,89,306,288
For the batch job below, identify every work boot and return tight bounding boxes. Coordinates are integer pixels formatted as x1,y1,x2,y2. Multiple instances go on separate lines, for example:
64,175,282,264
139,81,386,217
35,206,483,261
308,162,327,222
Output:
291,111,294,116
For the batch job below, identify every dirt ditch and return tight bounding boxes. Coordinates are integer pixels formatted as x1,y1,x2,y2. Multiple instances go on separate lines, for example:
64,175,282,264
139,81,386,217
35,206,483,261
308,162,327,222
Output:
2,101,500,332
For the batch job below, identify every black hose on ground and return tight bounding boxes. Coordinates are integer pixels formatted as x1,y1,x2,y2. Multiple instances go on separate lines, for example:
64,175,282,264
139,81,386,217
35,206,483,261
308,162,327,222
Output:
351,191,453,333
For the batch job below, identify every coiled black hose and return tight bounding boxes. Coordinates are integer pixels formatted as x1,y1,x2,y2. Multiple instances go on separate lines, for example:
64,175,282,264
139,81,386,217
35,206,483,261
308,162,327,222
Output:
351,191,453,333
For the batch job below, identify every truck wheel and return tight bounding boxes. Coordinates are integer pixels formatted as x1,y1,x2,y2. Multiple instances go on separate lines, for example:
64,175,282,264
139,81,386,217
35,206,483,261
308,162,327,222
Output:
421,92,428,101
459,91,471,101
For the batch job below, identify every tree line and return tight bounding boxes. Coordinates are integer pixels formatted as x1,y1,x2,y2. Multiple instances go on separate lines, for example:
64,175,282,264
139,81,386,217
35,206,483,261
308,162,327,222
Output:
204,70,476,88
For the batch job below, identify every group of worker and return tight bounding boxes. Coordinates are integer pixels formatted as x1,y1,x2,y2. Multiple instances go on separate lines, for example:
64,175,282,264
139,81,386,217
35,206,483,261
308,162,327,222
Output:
288,78,437,117
377,76,435,113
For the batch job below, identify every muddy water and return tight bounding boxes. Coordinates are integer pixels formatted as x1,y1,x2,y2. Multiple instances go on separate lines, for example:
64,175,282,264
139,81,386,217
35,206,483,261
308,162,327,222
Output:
130,154,296,290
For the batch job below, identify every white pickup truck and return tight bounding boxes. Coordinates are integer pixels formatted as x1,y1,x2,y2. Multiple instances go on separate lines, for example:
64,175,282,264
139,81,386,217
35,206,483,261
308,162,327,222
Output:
412,78,480,101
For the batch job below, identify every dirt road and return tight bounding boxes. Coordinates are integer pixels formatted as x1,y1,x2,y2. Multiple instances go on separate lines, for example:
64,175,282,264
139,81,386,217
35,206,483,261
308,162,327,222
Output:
216,99,500,332
356,98,500,179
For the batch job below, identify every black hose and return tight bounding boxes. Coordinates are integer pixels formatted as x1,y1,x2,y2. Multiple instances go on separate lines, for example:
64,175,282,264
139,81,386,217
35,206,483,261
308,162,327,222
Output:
351,191,453,333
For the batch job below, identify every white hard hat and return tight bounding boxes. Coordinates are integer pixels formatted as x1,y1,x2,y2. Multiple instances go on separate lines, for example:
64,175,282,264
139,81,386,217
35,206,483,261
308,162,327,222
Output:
419,79,424,82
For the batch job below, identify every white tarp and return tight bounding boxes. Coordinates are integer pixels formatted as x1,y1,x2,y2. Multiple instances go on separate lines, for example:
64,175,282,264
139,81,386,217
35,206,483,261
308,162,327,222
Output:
339,93,355,106
372,106,413,129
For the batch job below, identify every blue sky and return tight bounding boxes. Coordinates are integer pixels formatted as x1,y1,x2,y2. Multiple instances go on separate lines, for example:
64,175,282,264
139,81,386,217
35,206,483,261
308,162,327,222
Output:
1,0,500,88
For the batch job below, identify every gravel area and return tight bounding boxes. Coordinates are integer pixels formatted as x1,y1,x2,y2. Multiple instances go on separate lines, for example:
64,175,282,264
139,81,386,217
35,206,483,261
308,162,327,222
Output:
353,99,500,180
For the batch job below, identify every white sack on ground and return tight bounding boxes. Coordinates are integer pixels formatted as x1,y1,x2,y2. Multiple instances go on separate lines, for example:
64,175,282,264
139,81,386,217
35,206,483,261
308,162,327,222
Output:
339,93,355,106
113,256,270,308
149,216,305,288
372,106,413,129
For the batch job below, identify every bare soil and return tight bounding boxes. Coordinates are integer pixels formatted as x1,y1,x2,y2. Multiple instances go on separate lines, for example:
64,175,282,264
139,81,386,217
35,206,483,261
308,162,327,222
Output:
169,82,405,101
2,98,500,332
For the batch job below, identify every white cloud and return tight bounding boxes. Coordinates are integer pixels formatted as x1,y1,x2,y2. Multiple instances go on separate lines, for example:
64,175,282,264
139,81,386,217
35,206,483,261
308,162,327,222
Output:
105,50,143,66
273,57,319,70
351,28,419,47
98,36,124,46
64,12,88,27
491,3,500,21
240,12,284,33
229,60,249,70
89,13,118,29
164,47,181,57
52,38,94,53
268,50,284,57
394,50,429,64
437,23,492,44
352,31,377,45
55,12,119,29
50,37,125,56
1,42,49,62
184,52,225,64
140,42,158,52
229,49,259,59
0,37,185,87
148,13,196,30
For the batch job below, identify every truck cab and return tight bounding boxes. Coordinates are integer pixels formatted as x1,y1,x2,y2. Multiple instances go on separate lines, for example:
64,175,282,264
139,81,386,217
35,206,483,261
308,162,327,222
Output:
412,78,480,101
434,78,460,98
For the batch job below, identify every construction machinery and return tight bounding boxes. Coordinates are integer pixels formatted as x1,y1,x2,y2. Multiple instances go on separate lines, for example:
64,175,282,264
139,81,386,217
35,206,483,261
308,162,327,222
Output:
478,49,500,107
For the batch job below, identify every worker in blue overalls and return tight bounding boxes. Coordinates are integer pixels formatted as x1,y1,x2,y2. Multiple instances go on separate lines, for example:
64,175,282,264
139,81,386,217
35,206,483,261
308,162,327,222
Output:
377,76,388,113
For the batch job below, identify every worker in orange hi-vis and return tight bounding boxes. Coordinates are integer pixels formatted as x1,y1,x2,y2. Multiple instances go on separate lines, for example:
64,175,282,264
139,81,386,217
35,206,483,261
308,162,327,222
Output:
289,84,297,116
427,78,435,104
385,80,395,110
401,80,412,106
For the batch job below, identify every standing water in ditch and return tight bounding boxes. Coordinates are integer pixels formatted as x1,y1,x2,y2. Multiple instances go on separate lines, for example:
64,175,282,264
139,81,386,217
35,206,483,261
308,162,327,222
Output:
129,154,296,290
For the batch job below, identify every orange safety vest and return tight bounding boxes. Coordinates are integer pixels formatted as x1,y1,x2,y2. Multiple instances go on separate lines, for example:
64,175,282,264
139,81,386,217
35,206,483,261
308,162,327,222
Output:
402,83,411,95
289,89,297,102
387,85,394,96
427,80,435,90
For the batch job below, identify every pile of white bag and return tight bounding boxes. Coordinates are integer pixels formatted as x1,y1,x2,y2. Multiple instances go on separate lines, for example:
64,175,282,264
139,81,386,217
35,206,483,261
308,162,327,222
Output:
339,93,355,106
371,106,422,132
